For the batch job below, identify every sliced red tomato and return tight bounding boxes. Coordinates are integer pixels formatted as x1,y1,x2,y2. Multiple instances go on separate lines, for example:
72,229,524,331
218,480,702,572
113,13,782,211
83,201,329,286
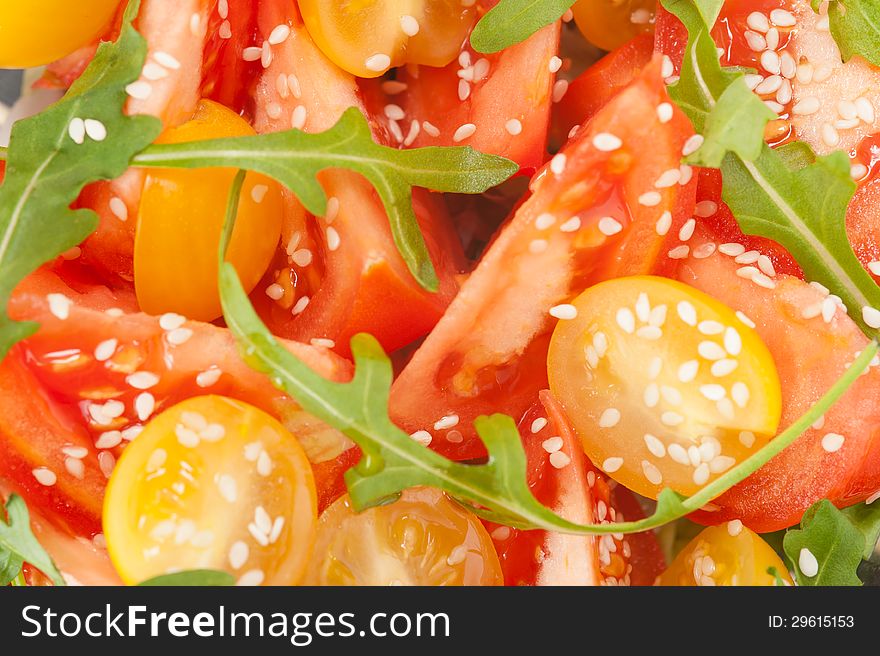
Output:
674,234,880,531
552,32,654,147
389,58,697,460
367,0,559,171
0,268,354,541
242,1,464,356
485,391,663,586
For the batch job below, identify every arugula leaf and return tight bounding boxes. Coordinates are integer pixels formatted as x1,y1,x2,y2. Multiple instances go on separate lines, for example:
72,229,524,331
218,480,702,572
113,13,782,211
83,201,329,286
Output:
815,0,880,67
133,107,516,293
783,499,866,586
766,566,791,586
840,501,880,560
0,546,23,587
469,0,572,54
219,168,879,536
138,570,235,586
663,0,880,337
0,495,64,586
0,0,161,360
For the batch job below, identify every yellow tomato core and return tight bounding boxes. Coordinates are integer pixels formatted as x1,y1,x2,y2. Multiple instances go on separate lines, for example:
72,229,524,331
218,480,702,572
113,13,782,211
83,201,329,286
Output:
103,395,317,585
304,487,504,585
548,276,782,500
659,523,794,586
135,99,282,322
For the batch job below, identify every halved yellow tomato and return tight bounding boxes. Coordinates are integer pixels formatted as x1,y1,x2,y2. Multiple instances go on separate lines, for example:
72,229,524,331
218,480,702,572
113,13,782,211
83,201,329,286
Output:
298,0,476,77
548,276,782,499
103,395,317,585
659,523,793,586
0,1,121,68
135,99,283,321
571,0,655,52
304,487,504,585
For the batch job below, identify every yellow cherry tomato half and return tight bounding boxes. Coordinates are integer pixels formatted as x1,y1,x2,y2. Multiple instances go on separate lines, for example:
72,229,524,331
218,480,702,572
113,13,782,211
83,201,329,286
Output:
298,0,476,77
659,523,793,586
571,0,655,52
135,99,282,322
548,275,782,500
0,1,121,68
304,487,504,585
104,395,317,585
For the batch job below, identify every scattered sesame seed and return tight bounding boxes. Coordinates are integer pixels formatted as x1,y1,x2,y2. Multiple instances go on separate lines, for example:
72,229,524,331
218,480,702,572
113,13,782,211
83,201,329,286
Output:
598,217,623,235
434,414,460,430
821,432,845,453
549,451,571,469
682,135,704,157
638,191,662,207
593,132,622,151
94,338,118,361
550,153,567,175
641,460,663,485
505,118,523,136
127,371,159,390
542,436,563,453
196,367,222,388
453,123,477,142
657,103,673,123
410,430,432,446
603,457,623,473
549,304,578,320
400,14,420,36
799,548,819,577
552,79,569,103
47,293,72,320
599,408,621,428
126,81,152,100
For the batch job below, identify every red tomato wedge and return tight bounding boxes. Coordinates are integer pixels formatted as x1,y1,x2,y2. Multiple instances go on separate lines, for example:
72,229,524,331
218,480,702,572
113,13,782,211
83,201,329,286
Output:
674,234,880,531
389,58,697,460
553,32,654,147
242,1,463,356
375,2,559,171
76,0,212,283
0,268,354,539
485,391,663,586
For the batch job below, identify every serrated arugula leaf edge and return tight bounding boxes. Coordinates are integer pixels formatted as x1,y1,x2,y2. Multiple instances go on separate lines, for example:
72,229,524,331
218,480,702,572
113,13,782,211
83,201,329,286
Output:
0,494,65,586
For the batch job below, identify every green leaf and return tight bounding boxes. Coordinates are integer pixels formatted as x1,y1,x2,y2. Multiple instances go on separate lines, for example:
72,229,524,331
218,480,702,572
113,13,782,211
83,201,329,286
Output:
134,107,517,292
138,570,235,586
783,499,865,586
840,501,880,560
816,0,880,67
218,164,880,537
0,548,23,587
687,81,776,168
766,566,791,586
664,0,880,337
0,495,64,586
0,0,162,360
470,0,572,54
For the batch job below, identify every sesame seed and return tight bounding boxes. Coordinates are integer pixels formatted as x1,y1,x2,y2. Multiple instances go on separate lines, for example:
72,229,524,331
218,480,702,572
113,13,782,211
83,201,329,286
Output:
167,327,193,346
593,132,622,151
242,46,262,61
711,359,738,377
668,444,689,465
237,569,265,586
400,14,420,36
639,192,662,207
219,19,232,39
108,196,128,222
644,434,666,458
127,371,159,390
642,460,663,485
310,338,336,349
549,304,577,320
453,123,476,142
799,548,819,577
98,451,116,478
603,457,623,473
142,62,168,80
33,467,57,486
736,310,755,327
422,121,440,137
505,118,523,135
679,218,696,241
291,296,310,315
291,248,313,268
542,436,563,453
698,341,725,361
821,432,845,453
135,392,155,421
95,431,123,449
682,135,704,157
655,211,672,236
196,367,222,388
549,451,571,469
68,117,86,145
867,490,880,504
732,382,750,408
365,53,391,72
260,41,273,68
694,200,718,218
657,103,673,123
550,153,567,175
599,408,621,428
598,217,623,235
552,79,569,102
822,123,841,147
747,11,770,32
862,306,880,328
529,239,548,253
324,226,340,252
410,430,432,446
82,118,106,142
693,463,710,485
268,24,290,45
265,283,284,300
661,411,684,427
644,383,660,408
559,216,581,232
434,414,460,430
616,307,635,334
47,293,72,320
126,81,152,100
769,8,796,27
94,338,118,361
525,418,547,436
700,384,727,401
661,55,674,79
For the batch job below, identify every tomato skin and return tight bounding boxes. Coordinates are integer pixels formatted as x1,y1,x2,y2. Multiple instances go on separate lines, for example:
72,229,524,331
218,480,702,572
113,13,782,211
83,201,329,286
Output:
390,57,696,460
385,9,560,171
571,0,655,52
675,240,880,531
552,33,654,148
0,268,353,542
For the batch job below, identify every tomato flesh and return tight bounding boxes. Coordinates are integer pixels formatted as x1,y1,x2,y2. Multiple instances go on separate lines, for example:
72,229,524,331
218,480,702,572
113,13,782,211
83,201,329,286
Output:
659,523,792,586
304,488,503,585
104,395,317,585
572,0,655,52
